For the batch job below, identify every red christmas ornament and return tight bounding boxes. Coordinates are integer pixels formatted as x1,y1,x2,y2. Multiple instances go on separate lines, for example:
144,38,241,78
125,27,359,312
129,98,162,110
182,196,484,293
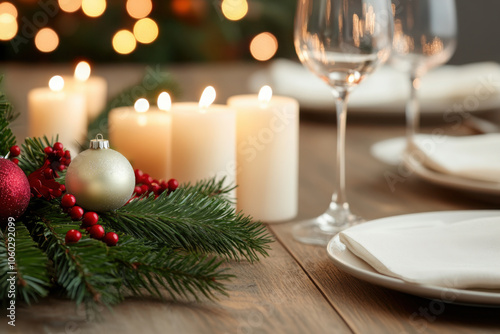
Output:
103,232,119,246
0,158,30,227
65,229,82,244
89,224,105,239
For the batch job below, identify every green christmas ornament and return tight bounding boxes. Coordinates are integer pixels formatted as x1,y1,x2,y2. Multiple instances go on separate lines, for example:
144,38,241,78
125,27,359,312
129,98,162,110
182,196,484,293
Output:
65,134,135,212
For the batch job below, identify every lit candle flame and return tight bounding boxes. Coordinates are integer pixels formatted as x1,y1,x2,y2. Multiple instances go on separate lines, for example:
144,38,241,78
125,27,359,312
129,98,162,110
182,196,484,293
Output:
258,85,272,108
157,92,171,111
49,75,64,92
199,86,216,110
134,98,149,113
74,61,91,82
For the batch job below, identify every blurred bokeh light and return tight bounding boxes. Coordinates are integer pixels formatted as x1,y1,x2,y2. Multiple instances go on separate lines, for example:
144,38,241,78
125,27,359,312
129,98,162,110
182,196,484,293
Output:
35,28,59,53
250,32,278,61
112,29,136,55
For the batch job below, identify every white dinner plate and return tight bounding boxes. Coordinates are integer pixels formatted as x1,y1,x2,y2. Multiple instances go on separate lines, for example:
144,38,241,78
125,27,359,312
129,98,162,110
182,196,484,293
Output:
327,210,500,306
249,59,500,115
370,136,500,196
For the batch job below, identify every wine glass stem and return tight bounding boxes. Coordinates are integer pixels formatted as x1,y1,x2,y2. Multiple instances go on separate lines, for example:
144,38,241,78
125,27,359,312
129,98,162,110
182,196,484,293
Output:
406,75,420,147
331,90,349,209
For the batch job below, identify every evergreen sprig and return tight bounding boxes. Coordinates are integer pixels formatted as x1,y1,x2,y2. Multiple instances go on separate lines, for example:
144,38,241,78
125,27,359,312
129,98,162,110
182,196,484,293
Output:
102,181,272,262
17,136,58,175
0,225,51,305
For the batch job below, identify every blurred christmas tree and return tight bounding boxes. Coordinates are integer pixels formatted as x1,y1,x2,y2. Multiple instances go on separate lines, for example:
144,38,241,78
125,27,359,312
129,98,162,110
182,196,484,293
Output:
0,0,296,63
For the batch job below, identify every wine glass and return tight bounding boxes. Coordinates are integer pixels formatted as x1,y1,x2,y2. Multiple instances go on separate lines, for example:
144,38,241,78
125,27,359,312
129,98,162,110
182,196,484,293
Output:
293,0,393,245
390,0,457,146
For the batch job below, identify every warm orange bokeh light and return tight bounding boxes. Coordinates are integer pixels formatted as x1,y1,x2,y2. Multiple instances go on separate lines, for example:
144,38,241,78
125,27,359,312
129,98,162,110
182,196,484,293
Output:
250,32,278,61
221,0,248,21
35,28,59,53
0,13,17,41
126,0,152,19
0,2,17,17
58,0,82,13
133,18,159,44
82,0,106,17
112,29,136,55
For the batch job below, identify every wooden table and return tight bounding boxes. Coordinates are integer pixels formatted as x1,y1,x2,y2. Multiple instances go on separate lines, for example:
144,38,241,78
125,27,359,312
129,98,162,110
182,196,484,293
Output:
2,64,500,333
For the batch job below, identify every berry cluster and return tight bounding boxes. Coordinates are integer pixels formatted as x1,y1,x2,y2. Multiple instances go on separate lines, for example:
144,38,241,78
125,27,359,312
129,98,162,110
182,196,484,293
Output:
43,142,71,173
8,145,20,164
133,169,179,198
62,194,119,247
29,143,71,200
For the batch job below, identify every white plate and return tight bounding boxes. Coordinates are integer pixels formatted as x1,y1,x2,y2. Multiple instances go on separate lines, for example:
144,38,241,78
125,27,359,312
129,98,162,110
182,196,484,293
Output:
249,59,500,114
370,136,500,196
327,210,500,306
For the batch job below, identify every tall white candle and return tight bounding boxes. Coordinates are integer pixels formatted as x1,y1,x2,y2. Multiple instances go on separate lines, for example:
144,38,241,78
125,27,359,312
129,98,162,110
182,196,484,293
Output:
171,86,236,190
64,61,107,122
108,93,172,180
28,76,87,156
228,86,299,222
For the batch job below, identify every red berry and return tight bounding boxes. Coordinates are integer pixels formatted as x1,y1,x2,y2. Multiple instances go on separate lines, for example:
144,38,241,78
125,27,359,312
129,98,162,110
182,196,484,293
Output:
160,181,169,191
69,206,84,220
65,229,82,244
64,150,71,159
56,150,65,158
141,174,153,185
134,186,143,195
89,224,105,239
44,147,53,155
59,184,66,192
61,194,76,208
140,184,149,194
53,142,64,151
167,179,179,192
103,232,119,246
82,212,99,227
134,169,144,181
151,183,161,195
58,164,66,171
12,158,19,165
53,189,62,197
9,145,20,157
43,168,53,179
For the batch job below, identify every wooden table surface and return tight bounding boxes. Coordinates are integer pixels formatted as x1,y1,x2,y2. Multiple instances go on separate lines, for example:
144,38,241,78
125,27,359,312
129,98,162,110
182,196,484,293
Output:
2,63,500,334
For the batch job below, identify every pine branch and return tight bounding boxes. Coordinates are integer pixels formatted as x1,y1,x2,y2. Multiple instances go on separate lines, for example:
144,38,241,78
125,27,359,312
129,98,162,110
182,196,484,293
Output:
87,70,181,140
0,80,16,156
0,224,51,305
25,200,122,313
110,238,233,301
17,136,58,175
102,179,273,262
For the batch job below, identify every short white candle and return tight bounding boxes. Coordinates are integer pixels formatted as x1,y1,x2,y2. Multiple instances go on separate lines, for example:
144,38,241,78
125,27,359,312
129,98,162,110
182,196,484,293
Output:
228,86,299,222
108,93,172,180
171,86,236,190
28,76,87,156
64,61,107,122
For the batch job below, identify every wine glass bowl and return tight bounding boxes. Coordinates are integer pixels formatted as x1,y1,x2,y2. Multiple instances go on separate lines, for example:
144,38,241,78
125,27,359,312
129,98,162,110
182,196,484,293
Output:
390,0,457,142
293,0,393,245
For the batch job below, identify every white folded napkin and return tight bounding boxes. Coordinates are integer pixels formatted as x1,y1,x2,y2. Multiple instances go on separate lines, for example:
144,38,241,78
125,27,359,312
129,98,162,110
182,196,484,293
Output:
410,133,500,183
340,216,500,288
249,58,500,113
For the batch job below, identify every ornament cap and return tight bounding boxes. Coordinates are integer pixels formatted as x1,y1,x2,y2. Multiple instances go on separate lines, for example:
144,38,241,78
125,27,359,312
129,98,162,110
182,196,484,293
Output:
89,134,109,150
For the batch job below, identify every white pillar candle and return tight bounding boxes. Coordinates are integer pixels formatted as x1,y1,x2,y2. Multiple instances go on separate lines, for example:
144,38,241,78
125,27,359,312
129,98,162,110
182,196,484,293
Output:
108,93,172,181
28,76,87,156
171,86,236,191
64,61,107,122
228,86,299,223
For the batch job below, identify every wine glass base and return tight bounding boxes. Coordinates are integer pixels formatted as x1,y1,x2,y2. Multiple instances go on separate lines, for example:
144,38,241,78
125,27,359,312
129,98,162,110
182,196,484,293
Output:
292,213,364,246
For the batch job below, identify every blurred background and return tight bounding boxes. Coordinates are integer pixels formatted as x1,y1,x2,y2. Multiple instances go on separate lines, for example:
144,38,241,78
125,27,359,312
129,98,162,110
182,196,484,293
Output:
0,0,295,63
0,0,498,64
